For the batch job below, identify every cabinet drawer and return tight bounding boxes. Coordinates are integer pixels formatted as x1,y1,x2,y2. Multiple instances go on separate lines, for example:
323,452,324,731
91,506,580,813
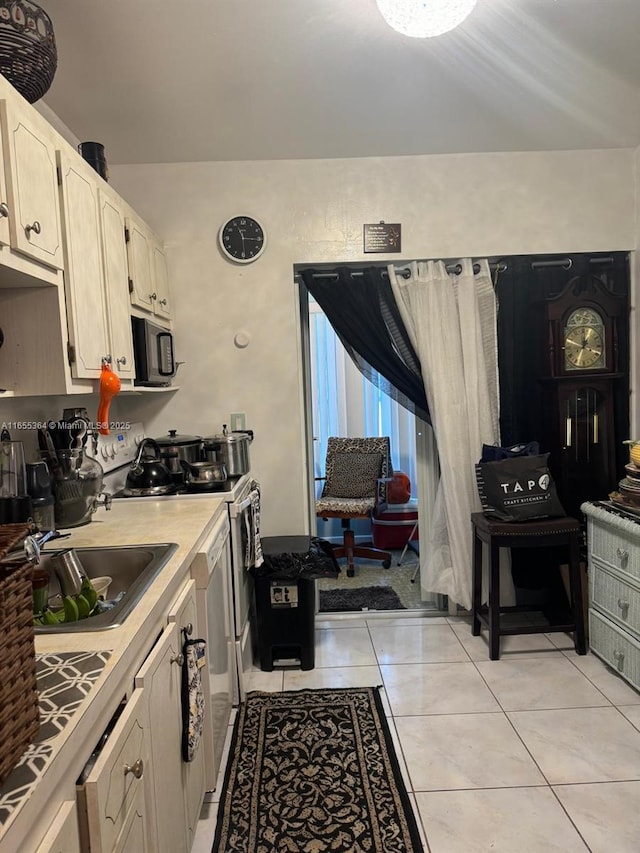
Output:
590,565,640,640
77,689,149,853
589,609,640,692
589,522,640,584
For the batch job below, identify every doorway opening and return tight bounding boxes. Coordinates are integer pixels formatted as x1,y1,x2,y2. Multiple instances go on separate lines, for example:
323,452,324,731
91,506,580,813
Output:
303,287,439,615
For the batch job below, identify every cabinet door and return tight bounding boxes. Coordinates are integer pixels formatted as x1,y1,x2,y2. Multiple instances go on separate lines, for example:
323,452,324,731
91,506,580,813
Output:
113,784,150,853
0,118,10,248
0,99,63,269
126,216,155,312
152,242,172,321
167,579,205,850
57,151,110,379
99,191,135,379
80,689,151,853
35,800,81,853
135,621,188,853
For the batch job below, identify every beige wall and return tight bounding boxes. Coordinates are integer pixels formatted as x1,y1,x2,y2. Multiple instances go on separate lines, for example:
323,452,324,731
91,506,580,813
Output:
1,148,636,535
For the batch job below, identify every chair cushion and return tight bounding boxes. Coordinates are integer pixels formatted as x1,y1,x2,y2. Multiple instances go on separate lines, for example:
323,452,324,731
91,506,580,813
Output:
316,496,376,516
326,452,382,498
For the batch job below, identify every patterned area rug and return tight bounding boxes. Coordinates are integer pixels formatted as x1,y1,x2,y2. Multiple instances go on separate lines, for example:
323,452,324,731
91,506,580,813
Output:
319,585,406,612
213,688,423,852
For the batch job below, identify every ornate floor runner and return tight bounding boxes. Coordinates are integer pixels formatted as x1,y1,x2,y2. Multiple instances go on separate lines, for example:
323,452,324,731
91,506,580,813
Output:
213,687,423,852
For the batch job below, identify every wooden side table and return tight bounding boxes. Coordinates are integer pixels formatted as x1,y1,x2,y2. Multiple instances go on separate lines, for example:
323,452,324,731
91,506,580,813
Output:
471,512,587,660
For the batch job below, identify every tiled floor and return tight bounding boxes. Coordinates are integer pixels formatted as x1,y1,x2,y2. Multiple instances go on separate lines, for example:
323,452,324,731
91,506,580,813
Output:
193,615,640,853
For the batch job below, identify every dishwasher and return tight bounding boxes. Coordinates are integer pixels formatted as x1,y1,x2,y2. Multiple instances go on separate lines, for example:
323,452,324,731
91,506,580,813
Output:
190,513,235,795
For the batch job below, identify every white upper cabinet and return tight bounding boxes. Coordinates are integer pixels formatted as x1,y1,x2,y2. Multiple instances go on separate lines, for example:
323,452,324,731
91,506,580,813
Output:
127,214,173,324
152,242,172,321
0,117,10,249
0,97,63,270
99,191,135,378
126,215,155,313
57,149,110,379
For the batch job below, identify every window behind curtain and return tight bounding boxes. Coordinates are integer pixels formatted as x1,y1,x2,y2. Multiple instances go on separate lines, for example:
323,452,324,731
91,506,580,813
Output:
309,297,417,496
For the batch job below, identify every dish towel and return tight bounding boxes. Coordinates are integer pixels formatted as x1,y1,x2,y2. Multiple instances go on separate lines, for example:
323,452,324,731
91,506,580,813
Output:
243,479,264,569
181,630,206,763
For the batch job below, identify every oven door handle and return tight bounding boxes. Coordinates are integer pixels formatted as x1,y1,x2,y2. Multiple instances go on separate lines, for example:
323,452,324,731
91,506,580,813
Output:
230,495,253,517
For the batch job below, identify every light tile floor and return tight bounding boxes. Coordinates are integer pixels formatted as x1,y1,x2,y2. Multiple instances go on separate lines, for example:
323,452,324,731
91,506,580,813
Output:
193,615,640,853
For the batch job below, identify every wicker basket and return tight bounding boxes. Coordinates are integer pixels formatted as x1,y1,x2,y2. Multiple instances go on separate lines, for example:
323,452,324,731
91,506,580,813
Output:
0,1,57,104
0,522,40,785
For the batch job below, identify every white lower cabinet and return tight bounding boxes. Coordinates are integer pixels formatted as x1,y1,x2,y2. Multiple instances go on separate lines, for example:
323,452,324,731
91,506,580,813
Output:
76,688,152,853
35,800,81,853
135,579,205,853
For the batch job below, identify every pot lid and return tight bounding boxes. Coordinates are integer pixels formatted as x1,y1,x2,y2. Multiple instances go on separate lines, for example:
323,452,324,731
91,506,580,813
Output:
154,430,202,447
203,432,246,446
203,425,252,445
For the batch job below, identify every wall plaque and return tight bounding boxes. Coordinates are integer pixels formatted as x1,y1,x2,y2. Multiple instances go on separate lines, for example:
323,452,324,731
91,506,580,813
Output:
363,222,401,254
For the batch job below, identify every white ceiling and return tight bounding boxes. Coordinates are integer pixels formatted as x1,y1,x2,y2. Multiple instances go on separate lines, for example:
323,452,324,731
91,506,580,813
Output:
37,0,640,165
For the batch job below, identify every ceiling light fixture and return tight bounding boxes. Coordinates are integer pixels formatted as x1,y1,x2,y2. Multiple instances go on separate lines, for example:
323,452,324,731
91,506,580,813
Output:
376,0,478,38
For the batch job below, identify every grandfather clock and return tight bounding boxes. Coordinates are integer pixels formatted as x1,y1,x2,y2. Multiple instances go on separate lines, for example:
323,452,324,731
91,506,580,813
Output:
540,273,627,517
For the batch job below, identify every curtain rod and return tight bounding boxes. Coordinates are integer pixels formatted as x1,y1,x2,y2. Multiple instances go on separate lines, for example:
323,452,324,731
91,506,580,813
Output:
530,257,614,271
295,261,507,282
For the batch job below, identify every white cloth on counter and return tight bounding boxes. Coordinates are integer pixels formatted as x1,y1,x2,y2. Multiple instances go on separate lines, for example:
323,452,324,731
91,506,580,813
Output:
243,480,263,569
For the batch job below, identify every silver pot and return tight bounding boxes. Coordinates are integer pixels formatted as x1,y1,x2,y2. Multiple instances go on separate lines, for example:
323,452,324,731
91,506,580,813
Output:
153,430,202,474
202,426,253,477
180,459,227,487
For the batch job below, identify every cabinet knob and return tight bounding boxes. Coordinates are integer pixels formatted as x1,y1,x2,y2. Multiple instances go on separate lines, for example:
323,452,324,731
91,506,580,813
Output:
613,649,625,671
25,220,41,236
170,652,184,666
124,759,144,779
616,547,629,564
0,202,8,218
159,298,167,306
617,599,630,617
150,292,157,300
184,622,193,636
116,356,127,367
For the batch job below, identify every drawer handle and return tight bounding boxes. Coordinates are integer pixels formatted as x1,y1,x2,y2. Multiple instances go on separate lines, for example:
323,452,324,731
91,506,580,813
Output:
617,599,630,617
25,219,41,236
613,649,625,671
124,759,144,779
170,652,184,666
616,547,629,563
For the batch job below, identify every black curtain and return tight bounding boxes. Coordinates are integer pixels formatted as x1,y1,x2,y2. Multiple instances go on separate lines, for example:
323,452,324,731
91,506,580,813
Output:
301,266,430,423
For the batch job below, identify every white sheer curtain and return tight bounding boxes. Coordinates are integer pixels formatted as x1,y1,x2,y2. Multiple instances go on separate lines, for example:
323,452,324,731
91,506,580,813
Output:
389,259,514,610
309,298,417,490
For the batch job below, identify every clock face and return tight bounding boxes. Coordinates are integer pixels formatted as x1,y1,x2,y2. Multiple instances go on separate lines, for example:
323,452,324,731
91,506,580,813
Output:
564,308,606,371
218,216,266,264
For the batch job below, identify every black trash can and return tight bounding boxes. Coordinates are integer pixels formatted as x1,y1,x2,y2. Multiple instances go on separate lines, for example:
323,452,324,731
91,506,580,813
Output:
251,535,339,672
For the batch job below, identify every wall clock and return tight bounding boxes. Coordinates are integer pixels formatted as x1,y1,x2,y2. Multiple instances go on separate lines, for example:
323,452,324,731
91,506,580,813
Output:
218,216,266,264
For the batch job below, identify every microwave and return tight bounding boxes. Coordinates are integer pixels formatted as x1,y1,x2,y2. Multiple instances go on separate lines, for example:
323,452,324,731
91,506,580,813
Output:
131,317,176,386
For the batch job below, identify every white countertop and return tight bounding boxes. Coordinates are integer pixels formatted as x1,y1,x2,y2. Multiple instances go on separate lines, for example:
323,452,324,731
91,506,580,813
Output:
0,495,227,851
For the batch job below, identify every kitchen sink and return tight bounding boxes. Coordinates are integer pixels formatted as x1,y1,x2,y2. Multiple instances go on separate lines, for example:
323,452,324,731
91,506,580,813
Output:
34,543,178,633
